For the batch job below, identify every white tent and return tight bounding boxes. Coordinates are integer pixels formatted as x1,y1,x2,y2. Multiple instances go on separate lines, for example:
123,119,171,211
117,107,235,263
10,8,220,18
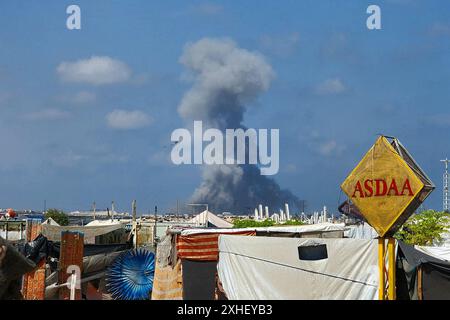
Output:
42,217,60,226
218,235,379,300
189,210,233,228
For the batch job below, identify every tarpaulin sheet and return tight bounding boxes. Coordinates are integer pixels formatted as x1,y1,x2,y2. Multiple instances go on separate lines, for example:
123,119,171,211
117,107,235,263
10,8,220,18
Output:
177,231,256,261
415,246,450,262
41,222,124,241
218,235,379,300
181,259,217,300
151,260,183,300
344,224,378,240
397,241,450,300
179,223,346,236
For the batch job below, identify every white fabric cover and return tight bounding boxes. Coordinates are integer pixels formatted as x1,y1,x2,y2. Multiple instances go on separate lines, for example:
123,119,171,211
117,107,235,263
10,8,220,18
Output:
41,221,124,241
415,246,450,262
180,222,346,236
189,210,233,228
344,223,378,239
257,222,346,234
218,235,379,300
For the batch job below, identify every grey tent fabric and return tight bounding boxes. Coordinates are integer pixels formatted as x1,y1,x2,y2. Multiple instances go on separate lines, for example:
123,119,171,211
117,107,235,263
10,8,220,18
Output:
397,241,450,300
181,259,217,300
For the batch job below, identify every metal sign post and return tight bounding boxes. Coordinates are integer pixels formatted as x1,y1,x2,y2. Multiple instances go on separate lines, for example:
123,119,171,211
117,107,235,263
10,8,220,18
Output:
341,135,434,300
378,237,385,300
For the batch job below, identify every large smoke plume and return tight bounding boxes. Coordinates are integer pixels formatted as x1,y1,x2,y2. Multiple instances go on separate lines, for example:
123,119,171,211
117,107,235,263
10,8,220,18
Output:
178,38,301,214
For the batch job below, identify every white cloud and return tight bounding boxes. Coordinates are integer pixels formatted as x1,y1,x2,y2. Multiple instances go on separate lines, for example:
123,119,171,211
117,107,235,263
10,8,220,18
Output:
57,56,131,85
317,140,345,156
429,23,450,37
424,114,450,127
73,91,96,104
147,150,171,166
51,150,130,167
314,78,346,95
193,3,223,15
106,109,152,130
0,92,12,106
259,32,300,57
284,163,298,173
23,108,71,121
173,3,224,17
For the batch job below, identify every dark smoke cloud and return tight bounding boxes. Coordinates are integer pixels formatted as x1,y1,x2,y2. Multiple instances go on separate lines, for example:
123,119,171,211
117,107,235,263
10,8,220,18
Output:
178,38,301,214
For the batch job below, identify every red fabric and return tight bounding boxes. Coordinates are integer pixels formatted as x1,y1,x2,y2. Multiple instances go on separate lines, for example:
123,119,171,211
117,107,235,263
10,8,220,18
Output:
176,231,256,261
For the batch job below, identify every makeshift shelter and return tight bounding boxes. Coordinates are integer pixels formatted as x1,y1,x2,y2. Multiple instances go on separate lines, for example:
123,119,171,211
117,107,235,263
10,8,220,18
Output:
217,235,379,300
0,236,36,300
189,210,233,228
396,241,450,300
151,228,255,300
41,220,125,242
179,223,346,238
152,223,348,300
415,246,450,262
44,242,132,300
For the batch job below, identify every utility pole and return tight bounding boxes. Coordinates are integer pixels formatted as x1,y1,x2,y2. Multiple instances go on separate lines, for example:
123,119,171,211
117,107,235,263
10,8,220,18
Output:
132,200,137,249
132,200,137,221
92,201,96,221
154,205,158,248
441,159,450,212
111,201,115,221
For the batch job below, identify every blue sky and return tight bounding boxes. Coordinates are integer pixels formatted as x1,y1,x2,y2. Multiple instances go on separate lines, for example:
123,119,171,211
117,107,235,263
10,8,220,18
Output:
0,0,449,214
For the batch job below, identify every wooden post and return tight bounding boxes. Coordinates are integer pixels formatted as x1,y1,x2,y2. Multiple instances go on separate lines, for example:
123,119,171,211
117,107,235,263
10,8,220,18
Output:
378,237,386,300
417,266,423,300
22,219,45,300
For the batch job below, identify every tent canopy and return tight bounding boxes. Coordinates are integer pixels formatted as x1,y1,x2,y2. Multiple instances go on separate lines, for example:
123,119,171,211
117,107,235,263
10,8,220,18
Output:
178,222,345,236
218,235,379,300
189,210,233,228
41,221,124,241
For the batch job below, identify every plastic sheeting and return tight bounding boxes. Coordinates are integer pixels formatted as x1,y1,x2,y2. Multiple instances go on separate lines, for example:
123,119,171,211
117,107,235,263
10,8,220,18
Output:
344,224,378,240
179,223,346,236
177,231,256,261
415,246,450,262
218,235,379,300
397,241,450,300
41,222,124,241
151,260,183,300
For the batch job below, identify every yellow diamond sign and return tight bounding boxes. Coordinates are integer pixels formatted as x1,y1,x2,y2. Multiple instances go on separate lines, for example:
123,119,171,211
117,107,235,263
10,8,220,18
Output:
341,136,434,237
